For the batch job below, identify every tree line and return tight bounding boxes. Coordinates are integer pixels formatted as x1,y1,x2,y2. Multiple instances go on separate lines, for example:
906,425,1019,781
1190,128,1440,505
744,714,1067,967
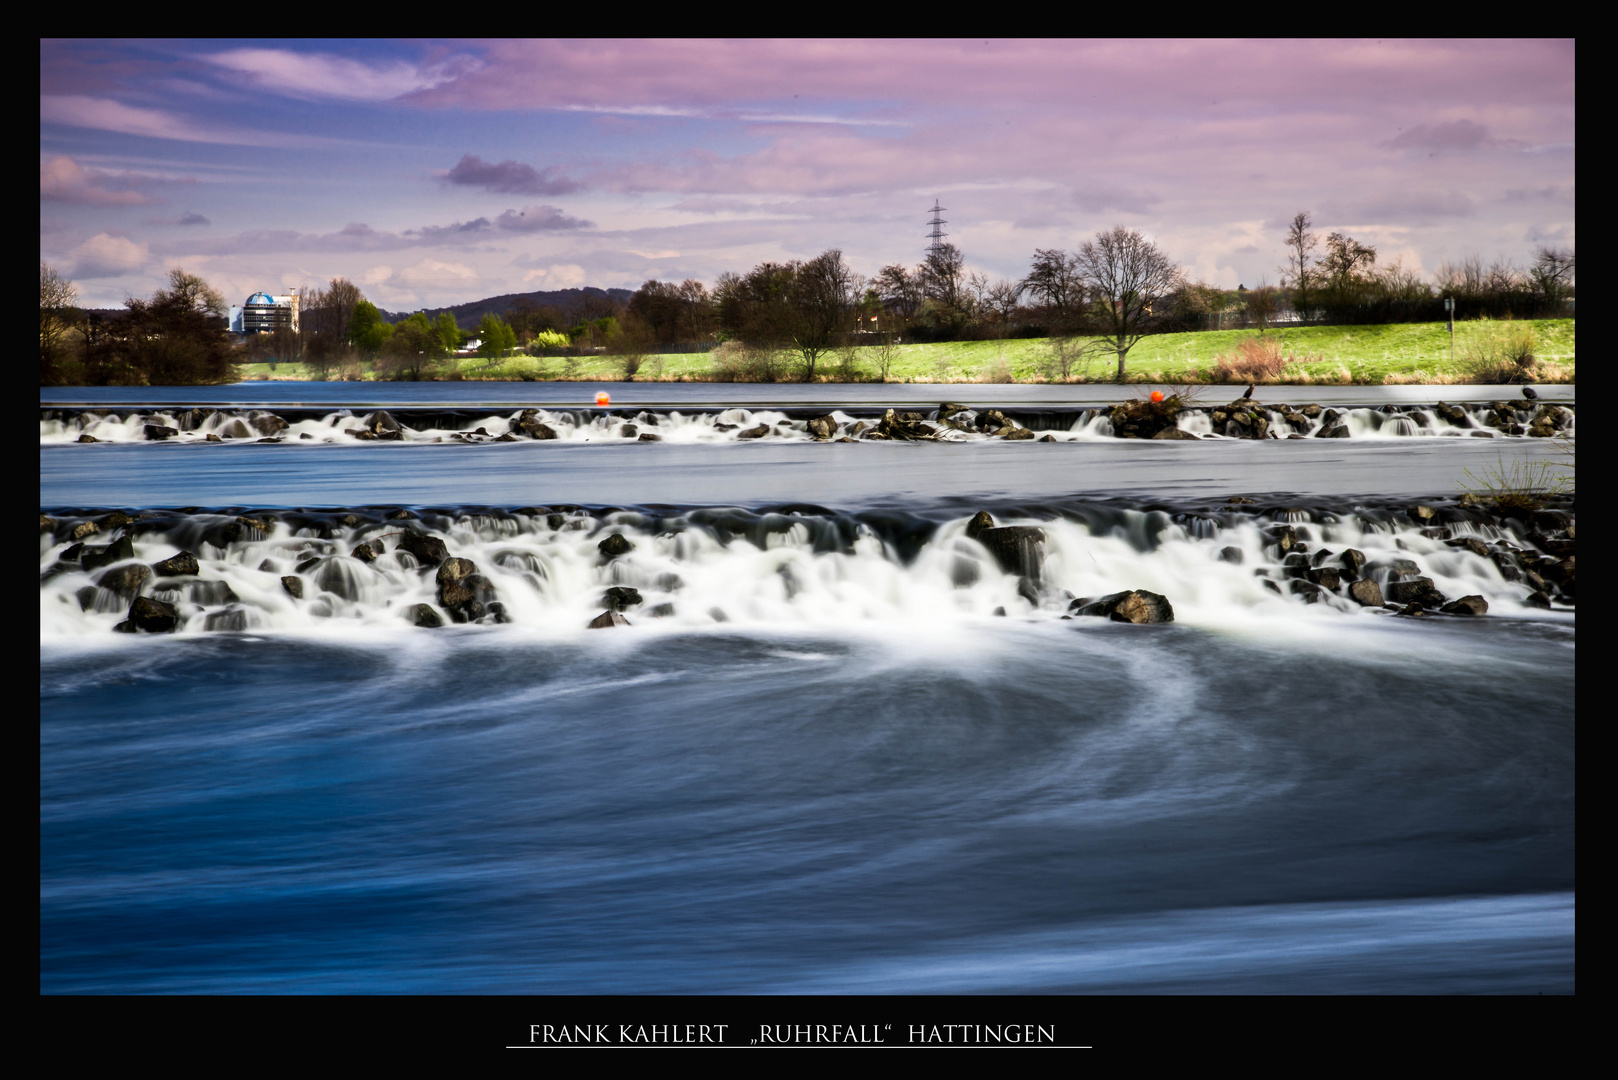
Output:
40,212,1574,384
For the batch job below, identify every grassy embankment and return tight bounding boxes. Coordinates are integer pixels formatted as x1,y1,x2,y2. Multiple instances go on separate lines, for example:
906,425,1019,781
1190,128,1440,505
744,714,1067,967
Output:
235,318,1575,384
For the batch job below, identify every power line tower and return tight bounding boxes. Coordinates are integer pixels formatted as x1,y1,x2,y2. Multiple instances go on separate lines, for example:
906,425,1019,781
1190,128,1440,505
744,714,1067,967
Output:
926,199,948,259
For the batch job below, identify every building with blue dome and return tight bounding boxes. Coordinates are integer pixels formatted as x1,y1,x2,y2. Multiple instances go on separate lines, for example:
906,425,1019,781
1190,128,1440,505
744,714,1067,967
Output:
229,291,300,335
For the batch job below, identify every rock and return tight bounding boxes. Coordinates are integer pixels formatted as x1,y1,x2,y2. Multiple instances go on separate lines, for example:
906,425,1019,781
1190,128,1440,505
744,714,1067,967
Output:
603,586,643,611
411,603,444,628
1369,557,1421,581
806,414,839,439
1441,595,1489,616
1347,579,1384,606
1225,496,1257,505
1068,589,1175,624
124,595,179,633
397,533,450,567
637,432,662,442
351,540,382,563
598,534,635,559
77,433,101,443
1306,566,1341,590
204,606,254,632
737,424,771,439
81,534,135,573
649,602,676,617
1316,421,1350,438
144,424,178,440
96,563,151,599
1338,548,1366,578
436,557,477,589
1002,427,1036,440
250,413,290,435
149,550,199,578
387,509,419,520
366,410,400,433
1386,576,1448,608
70,521,101,541
965,511,996,541
1151,427,1199,439
1411,504,1438,522
621,425,638,438
1445,537,1490,557
1524,591,1552,609
976,525,1046,577
1218,546,1244,564
1264,524,1297,555
281,576,304,599
588,610,631,629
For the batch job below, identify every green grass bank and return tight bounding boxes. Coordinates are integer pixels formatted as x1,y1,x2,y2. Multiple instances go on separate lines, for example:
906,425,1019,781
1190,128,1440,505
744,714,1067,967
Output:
236,318,1574,384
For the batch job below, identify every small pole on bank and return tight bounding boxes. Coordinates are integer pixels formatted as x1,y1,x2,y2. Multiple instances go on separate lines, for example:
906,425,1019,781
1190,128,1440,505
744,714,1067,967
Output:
1444,298,1455,366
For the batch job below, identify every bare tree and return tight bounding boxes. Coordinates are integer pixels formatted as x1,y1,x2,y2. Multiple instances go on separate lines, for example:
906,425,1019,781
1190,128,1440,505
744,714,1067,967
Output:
873,263,923,328
789,249,857,381
41,262,78,382
1073,226,1183,381
1020,247,1085,329
1280,211,1318,321
1244,277,1280,331
1530,247,1574,311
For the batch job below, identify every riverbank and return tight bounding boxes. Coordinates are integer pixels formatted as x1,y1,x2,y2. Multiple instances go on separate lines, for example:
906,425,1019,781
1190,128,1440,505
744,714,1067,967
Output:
231,319,1575,385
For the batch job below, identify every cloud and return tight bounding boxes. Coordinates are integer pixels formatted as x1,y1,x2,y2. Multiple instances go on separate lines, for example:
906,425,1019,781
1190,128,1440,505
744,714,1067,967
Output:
1383,120,1492,151
392,259,479,287
144,211,212,226
68,233,151,278
496,205,594,232
443,153,582,195
1071,186,1162,215
522,264,588,288
407,217,494,243
41,94,330,147
204,48,480,102
40,155,158,206
1331,189,1478,223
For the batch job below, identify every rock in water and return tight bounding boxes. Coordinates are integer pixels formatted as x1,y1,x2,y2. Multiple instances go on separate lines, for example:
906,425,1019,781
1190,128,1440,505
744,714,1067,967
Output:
1441,595,1489,616
965,511,995,541
123,595,179,633
151,551,200,576
1068,590,1175,624
1347,580,1384,607
598,534,634,559
281,576,304,599
398,533,449,567
588,610,631,629
411,603,444,628
976,526,1046,578
603,586,643,611
806,414,838,439
1522,386,1538,400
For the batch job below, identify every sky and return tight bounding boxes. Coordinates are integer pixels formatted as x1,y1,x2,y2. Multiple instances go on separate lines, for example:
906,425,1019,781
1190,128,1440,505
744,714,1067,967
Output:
41,39,1575,312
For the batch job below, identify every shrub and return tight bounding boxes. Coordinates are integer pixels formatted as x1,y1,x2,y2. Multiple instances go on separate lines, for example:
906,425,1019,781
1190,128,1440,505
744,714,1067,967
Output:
710,340,787,382
1459,456,1571,513
1205,335,1325,383
1460,320,1541,384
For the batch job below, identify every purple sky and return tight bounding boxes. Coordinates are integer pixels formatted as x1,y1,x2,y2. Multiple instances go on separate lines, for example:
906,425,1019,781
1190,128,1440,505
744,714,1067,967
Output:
41,39,1575,312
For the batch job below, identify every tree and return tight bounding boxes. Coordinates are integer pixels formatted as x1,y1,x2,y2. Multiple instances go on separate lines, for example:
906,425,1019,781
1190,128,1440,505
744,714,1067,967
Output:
919,242,969,332
873,264,923,328
1073,226,1183,381
1020,248,1084,329
1280,211,1318,321
1321,232,1377,290
788,249,857,380
475,313,514,360
379,312,445,380
349,300,389,359
1244,278,1280,332
1531,246,1575,312
41,263,78,383
115,268,232,384
438,312,465,354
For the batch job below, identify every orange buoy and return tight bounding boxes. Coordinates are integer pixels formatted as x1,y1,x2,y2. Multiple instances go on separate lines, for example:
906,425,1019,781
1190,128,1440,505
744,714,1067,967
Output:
596,391,611,406
1150,390,1164,402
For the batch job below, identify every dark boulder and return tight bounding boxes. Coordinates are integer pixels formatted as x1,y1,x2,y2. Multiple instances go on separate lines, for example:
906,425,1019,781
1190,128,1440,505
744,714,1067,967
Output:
81,534,135,573
123,595,179,633
411,603,444,628
1440,595,1489,616
96,563,151,599
151,551,200,576
1347,579,1384,606
1338,548,1366,578
1316,421,1350,438
588,610,631,629
70,521,101,541
351,540,383,563
281,576,304,599
976,525,1046,578
806,414,838,439
965,511,996,541
1445,537,1489,557
1306,566,1341,590
144,424,178,440
598,534,635,559
1218,546,1244,564
737,424,771,439
1068,590,1175,624
398,533,449,566
603,586,644,611
1151,427,1199,440
1386,576,1448,608
77,433,100,443
638,432,662,442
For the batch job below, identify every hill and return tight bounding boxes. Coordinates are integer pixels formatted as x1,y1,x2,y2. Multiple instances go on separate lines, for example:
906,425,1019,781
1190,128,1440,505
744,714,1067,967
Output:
380,287,634,329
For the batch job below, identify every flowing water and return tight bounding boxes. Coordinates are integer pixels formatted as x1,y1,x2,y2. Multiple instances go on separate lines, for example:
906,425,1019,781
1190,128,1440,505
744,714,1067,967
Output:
39,384,1575,994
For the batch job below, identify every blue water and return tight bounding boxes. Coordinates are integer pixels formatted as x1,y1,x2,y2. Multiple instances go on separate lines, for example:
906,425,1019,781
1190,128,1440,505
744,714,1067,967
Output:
39,386,1576,994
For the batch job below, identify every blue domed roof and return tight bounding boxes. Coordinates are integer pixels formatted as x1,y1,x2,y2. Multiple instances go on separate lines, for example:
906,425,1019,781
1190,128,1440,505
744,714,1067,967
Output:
246,292,276,305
